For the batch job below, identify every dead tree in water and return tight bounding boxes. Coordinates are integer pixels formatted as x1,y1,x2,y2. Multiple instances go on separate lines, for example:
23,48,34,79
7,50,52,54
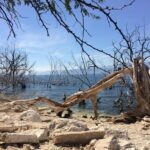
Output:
0,47,34,91
1,67,131,114
3,57,149,123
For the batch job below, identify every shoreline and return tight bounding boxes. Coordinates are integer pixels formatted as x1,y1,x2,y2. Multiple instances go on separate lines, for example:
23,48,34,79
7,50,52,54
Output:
0,100,149,150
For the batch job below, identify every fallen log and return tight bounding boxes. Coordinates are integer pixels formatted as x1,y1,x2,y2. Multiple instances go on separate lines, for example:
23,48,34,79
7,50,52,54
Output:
1,58,149,122
4,67,132,118
53,130,105,145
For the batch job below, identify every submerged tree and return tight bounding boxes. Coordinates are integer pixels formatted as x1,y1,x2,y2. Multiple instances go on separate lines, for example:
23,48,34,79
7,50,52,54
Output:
0,47,34,91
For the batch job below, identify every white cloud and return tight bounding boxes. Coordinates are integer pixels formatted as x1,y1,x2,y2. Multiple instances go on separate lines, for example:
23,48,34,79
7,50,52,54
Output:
16,29,69,51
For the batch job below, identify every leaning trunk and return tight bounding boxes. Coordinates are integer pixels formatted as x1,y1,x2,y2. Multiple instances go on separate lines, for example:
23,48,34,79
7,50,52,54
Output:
132,58,150,116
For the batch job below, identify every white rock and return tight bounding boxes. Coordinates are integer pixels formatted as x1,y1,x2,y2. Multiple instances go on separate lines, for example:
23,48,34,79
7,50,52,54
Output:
53,130,105,145
19,110,41,122
3,133,38,144
0,124,17,132
90,139,97,146
24,129,49,141
89,126,99,131
47,144,60,150
143,116,150,123
23,144,35,150
0,113,11,122
15,121,49,131
6,146,20,150
94,136,120,150
119,139,133,150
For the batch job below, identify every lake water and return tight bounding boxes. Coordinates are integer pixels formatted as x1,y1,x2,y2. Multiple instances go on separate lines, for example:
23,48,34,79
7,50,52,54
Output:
4,74,136,115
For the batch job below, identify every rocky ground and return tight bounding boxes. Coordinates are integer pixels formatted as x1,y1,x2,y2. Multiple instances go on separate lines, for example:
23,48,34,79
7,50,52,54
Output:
0,98,149,150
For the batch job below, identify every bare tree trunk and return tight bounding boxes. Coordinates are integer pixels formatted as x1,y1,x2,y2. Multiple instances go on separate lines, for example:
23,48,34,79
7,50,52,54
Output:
2,58,149,123
132,58,150,116
3,68,132,118
113,58,150,123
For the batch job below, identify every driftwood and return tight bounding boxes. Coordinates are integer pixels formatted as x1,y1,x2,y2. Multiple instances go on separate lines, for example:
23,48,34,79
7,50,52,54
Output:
2,58,150,122
6,67,132,117
53,130,105,145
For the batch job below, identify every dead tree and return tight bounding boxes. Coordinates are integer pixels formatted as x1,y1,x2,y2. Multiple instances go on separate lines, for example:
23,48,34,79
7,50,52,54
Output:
132,58,150,115
0,47,34,91
3,58,149,123
3,67,131,117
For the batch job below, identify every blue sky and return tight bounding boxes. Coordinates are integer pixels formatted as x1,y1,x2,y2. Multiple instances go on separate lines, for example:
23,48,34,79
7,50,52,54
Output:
0,0,150,73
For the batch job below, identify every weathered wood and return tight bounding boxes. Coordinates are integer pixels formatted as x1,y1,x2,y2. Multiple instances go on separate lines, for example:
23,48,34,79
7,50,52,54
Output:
53,130,105,145
2,58,149,121
113,58,150,123
132,58,150,115
6,68,131,118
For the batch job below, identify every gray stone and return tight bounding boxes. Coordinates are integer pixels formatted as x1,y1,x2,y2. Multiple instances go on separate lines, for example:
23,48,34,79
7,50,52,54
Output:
68,125,87,132
49,118,68,130
19,110,41,122
106,129,129,140
68,120,88,130
49,118,88,133
12,105,24,112
109,137,120,150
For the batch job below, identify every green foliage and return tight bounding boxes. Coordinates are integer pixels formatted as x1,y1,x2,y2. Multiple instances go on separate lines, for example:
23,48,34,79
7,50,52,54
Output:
82,8,89,16
65,0,72,13
74,1,80,9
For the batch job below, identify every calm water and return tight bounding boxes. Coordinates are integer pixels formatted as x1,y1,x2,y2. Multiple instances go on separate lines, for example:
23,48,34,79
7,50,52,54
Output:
4,74,136,115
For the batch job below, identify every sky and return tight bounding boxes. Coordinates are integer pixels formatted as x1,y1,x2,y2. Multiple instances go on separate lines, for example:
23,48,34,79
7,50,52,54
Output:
0,0,150,73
